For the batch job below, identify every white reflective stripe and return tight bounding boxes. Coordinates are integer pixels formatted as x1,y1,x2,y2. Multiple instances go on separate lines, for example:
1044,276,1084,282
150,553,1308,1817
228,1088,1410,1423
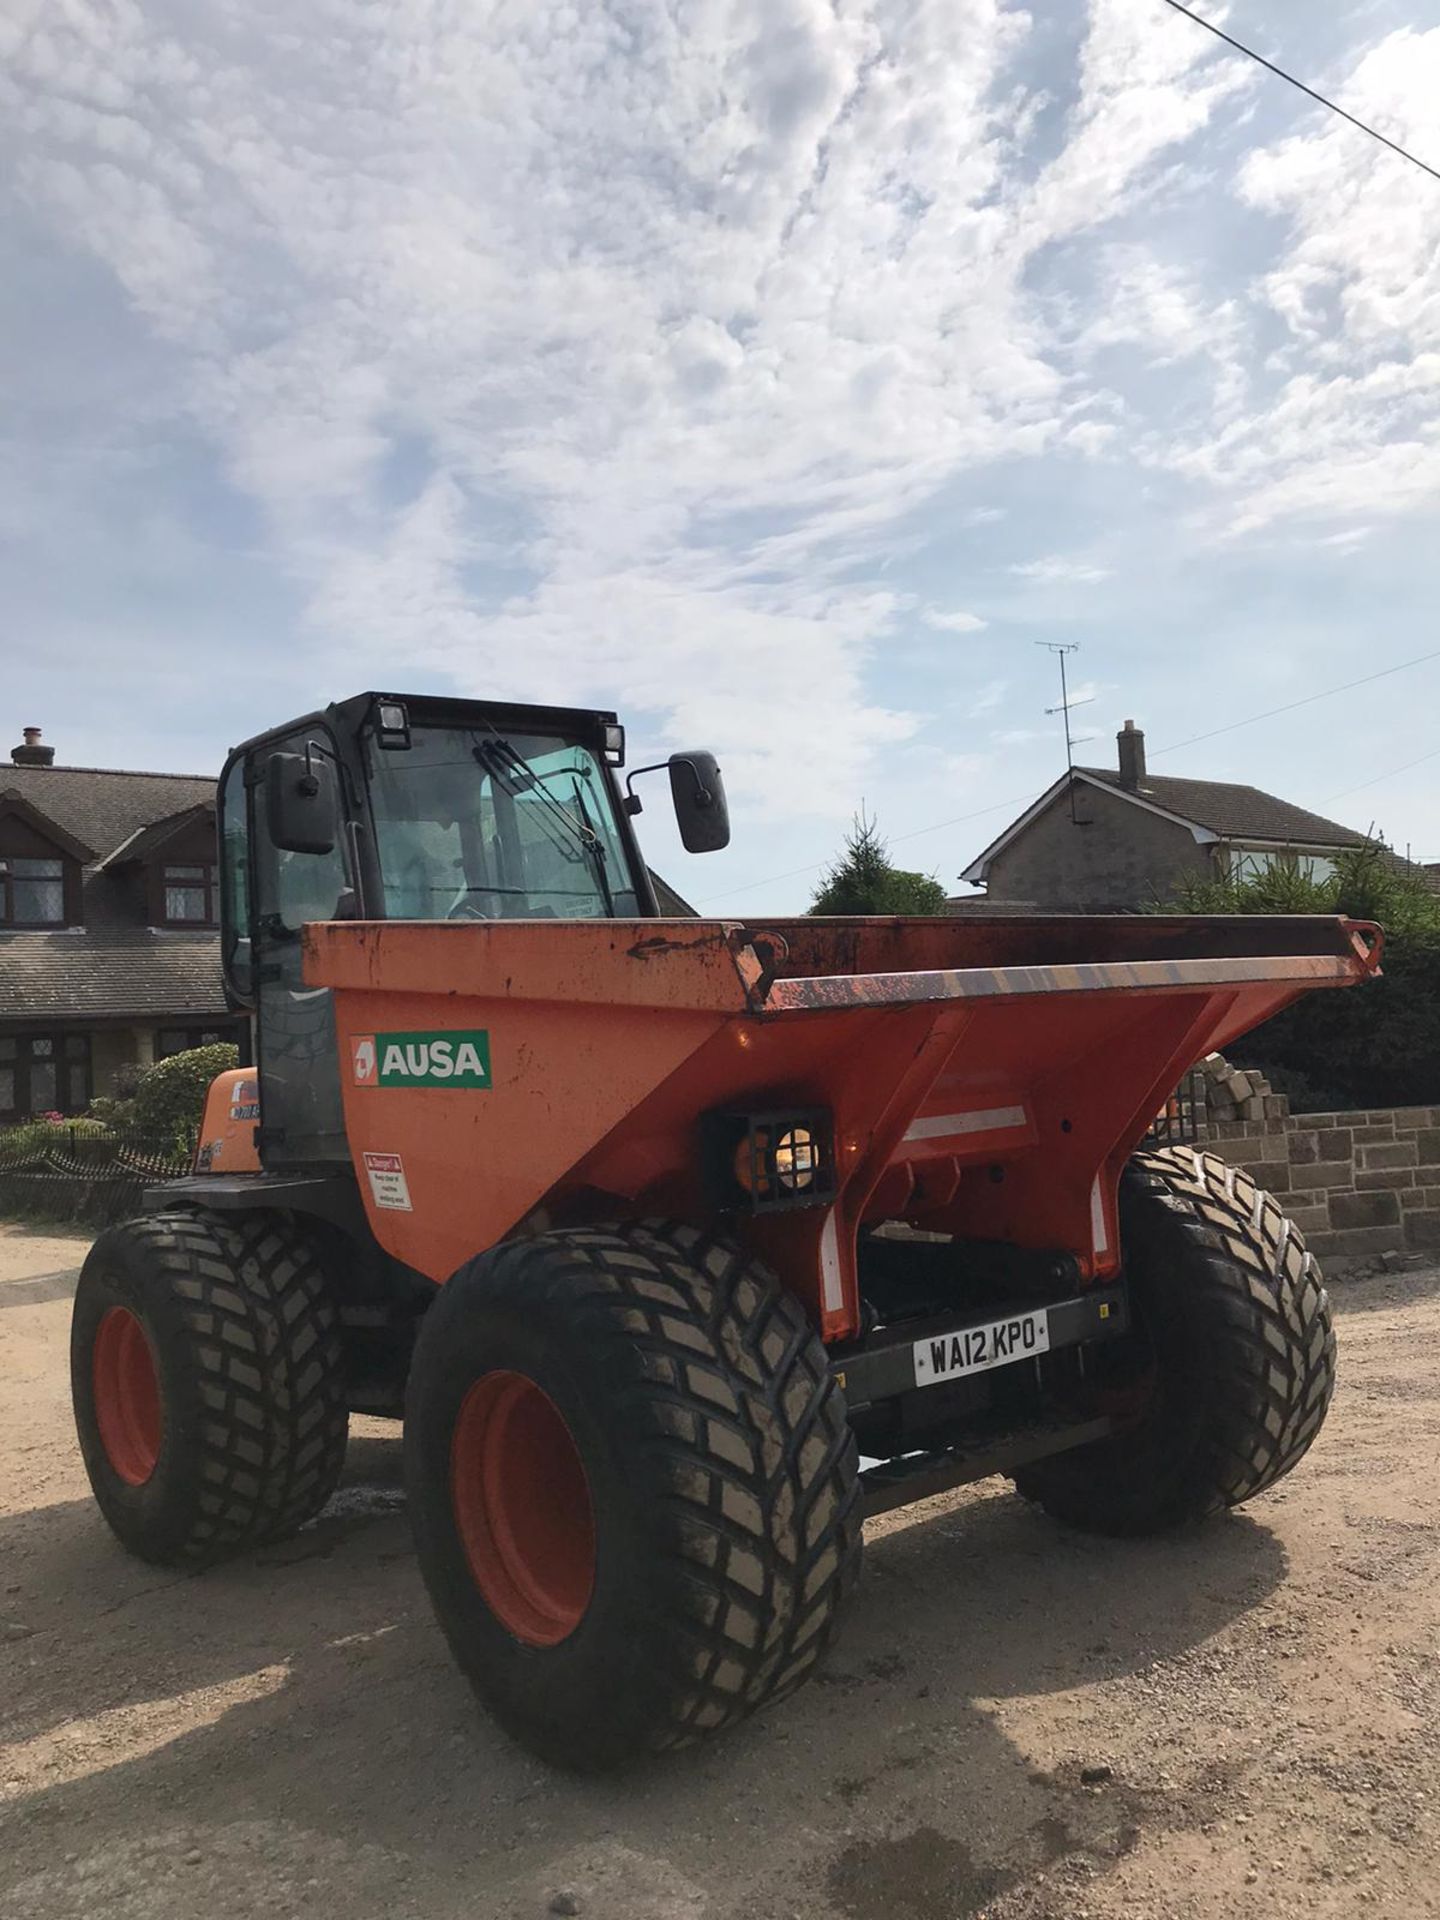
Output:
1090,1175,1109,1254
819,1210,845,1314
903,1105,1028,1143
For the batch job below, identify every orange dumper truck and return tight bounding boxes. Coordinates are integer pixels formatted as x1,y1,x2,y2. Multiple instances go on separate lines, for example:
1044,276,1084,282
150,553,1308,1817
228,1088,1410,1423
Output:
70,691,1379,1768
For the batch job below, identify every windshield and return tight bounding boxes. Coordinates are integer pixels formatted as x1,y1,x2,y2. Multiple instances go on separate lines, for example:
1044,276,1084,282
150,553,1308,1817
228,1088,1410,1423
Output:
364,725,640,920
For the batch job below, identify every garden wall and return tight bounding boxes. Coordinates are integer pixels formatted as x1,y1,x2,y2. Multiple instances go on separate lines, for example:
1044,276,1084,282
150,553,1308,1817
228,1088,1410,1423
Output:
1205,1102,1440,1272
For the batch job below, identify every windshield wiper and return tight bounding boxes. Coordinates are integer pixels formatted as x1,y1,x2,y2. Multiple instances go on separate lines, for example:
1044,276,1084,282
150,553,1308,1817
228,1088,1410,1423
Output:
471,737,589,864
571,779,615,916
470,731,618,912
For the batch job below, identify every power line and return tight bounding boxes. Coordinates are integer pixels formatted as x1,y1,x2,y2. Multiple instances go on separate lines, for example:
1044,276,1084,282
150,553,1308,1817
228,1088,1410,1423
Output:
695,646,1440,908
1325,745,1440,805
695,788,1041,907
1158,0,1440,185
1151,649,1440,759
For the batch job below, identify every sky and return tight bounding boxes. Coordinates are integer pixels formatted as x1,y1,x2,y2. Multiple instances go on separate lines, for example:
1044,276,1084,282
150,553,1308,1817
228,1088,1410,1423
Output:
3,0,1439,913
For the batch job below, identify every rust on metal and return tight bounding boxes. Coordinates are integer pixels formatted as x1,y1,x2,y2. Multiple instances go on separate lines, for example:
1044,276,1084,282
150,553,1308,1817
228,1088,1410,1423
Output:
761,951,1367,1014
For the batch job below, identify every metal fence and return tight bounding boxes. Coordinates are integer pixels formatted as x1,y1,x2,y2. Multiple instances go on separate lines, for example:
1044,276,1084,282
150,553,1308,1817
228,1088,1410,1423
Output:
0,1124,195,1228
1145,1067,1207,1149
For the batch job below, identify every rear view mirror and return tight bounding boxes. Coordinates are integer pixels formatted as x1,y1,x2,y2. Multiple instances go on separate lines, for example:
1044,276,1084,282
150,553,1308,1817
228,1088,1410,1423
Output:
669,751,730,854
265,750,338,856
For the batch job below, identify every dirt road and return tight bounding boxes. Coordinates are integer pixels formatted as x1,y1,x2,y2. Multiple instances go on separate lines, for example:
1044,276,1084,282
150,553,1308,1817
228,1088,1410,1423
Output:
2,1220,1437,1920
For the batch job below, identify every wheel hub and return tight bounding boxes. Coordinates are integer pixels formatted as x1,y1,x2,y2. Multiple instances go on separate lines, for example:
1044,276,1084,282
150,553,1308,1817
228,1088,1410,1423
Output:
450,1369,596,1646
92,1306,163,1486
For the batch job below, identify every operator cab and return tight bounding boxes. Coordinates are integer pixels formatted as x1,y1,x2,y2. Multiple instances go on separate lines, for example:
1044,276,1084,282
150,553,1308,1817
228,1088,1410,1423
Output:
216,692,728,1167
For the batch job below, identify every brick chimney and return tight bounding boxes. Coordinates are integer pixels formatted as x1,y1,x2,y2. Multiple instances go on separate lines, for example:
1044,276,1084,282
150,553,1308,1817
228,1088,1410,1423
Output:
11,727,56,768
1117,718,1146,791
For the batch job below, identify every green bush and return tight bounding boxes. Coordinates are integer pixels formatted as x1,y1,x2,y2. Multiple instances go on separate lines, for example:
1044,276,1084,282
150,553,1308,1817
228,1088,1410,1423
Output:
87,1094,137,1131
1165,846,1440,1111
130,1043,240,1150
0,1115,109,1162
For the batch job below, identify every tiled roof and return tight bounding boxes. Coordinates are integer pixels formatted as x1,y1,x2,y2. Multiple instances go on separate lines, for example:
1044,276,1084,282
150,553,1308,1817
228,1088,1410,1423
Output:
649,868,696,915
1077,769,1372,848
98,803,216,870
0,929,227,1020
0,765,214,866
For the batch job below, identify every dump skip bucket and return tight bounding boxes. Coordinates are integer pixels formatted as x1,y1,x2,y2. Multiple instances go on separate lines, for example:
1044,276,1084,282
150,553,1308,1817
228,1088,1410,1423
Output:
306,912,1379,1336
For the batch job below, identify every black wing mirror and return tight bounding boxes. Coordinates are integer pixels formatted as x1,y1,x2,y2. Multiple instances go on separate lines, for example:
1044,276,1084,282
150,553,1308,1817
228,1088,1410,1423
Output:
668,751,729,853
265,749,338,856
623,749,731,853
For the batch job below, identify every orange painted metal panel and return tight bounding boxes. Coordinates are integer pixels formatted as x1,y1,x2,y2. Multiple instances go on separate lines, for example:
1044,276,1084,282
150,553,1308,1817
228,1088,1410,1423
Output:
193,1068,262,1176
303,914,1380,1338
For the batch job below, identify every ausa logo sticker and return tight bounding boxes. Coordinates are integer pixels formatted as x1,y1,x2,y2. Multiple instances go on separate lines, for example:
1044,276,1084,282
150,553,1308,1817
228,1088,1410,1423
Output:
353,1029,493,1089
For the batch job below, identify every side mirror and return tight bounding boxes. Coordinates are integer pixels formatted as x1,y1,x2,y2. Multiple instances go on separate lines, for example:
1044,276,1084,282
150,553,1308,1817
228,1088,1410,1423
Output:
265,750,338,856
669,751,730,853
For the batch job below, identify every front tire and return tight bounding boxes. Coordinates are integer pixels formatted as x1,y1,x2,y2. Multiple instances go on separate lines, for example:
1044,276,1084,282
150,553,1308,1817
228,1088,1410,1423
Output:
404,1221,862,1770
1014,1148,1335,1536
72,1210,349,1565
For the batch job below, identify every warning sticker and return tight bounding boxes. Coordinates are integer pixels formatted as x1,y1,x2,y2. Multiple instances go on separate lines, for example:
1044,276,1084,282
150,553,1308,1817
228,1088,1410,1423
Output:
362,1151,413,1212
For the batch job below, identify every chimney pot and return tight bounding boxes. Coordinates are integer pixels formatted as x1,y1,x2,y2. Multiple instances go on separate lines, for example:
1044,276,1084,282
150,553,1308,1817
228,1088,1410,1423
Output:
11,726,56,768
1117,719,1146,791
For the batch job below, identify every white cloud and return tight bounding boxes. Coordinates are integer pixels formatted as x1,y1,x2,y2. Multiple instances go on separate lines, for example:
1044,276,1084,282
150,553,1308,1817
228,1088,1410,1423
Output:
2,0,1437,861
0,0,1275,815
1155,26,1440,536
922,606,988,633
1009,555,1113,584
1314,526,1373,554
966,679,1008,719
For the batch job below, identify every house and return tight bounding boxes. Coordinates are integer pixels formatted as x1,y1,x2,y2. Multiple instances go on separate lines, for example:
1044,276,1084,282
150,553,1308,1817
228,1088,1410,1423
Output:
959,721,1375,913
0,728,240,1121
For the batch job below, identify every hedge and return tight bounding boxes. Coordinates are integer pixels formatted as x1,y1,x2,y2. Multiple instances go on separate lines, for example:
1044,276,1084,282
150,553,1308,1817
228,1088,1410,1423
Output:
1165,847,1440,1112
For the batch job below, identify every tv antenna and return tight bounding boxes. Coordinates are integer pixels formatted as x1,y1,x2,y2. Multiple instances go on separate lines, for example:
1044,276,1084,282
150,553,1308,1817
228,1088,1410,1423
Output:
1037,642,1093,823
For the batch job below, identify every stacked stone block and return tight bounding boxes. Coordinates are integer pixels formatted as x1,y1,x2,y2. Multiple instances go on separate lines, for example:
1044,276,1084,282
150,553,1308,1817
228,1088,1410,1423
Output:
1198,1057,1440,1271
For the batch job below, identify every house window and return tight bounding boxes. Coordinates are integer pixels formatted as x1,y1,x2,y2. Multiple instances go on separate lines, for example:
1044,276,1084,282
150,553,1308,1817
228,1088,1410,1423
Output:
0,857,65,926
164,863,217,925
1227,847,1337,885
156,1026,231,1060
0,1033,90,1118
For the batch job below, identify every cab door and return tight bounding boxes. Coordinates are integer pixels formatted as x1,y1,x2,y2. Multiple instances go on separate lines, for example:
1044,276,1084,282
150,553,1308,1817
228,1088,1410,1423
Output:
248,728,354,1166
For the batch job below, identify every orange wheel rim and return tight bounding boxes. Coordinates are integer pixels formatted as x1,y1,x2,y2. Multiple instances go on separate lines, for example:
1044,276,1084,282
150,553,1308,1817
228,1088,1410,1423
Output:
450,1370,596,1647
92,1306,163,1486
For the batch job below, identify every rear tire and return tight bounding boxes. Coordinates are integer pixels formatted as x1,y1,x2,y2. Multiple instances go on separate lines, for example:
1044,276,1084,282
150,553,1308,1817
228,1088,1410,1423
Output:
1014,1147,1335,1536
72,1209,349,1565
404,1221,862,1770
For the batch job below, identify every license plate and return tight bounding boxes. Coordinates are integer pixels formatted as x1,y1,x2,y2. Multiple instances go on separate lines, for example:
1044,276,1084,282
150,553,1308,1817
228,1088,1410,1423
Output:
912,1310,1051,1388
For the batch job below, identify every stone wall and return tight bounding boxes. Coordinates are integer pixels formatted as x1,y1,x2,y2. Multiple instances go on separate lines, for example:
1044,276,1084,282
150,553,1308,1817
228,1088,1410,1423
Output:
1205,1103,1440,1272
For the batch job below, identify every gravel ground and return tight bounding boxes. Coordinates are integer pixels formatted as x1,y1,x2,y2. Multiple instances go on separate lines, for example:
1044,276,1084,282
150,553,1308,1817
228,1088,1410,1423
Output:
2,1220,1438,1920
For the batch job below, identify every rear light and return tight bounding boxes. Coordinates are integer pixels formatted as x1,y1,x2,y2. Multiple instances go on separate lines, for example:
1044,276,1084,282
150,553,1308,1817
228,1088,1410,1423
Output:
703,1108,836,1213
602,723,625,765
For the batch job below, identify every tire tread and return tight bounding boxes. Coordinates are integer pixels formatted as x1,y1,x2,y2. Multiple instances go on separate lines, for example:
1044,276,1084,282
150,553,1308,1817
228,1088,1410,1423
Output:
77,1208,348,1563
1016,1148,1335,1533
406,1219,862,1763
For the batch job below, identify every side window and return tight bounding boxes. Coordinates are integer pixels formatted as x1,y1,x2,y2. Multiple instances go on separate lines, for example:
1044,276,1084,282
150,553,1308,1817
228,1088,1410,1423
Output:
219,759,253,997
267,846,350,931
257,738,350,933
